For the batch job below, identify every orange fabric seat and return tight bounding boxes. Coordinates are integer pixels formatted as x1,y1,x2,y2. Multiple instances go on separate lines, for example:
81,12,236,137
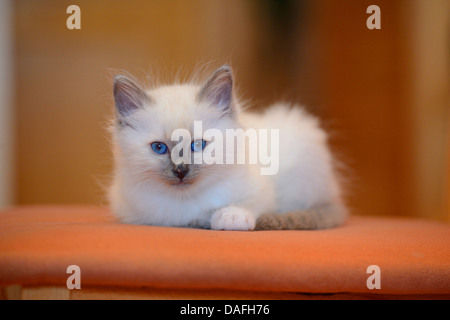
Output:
0,205,449,299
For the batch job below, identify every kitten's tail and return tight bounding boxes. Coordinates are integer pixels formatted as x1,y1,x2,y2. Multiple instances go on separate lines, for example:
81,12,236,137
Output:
255,203,348,230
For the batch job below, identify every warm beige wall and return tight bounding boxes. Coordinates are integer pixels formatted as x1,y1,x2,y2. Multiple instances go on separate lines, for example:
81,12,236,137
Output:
313,0,449,222
315,0,417,219
409,0,449,221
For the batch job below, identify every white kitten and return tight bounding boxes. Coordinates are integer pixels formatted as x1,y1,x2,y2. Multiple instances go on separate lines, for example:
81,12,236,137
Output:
109,65,347,231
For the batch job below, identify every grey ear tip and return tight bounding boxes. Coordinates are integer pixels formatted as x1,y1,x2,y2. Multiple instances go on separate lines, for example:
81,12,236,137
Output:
219,65,232,72
113,75,141,94
114,75,129,85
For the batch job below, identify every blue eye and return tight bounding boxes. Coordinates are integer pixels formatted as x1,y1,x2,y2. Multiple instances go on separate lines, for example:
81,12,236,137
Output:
151,142,168,154
191,140,206,152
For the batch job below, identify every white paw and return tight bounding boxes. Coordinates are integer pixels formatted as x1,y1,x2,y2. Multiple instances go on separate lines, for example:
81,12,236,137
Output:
210,206,256,231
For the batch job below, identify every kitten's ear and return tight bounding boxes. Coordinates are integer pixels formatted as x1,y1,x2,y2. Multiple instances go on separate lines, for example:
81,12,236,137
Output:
113,75,150,118
197,65,234,113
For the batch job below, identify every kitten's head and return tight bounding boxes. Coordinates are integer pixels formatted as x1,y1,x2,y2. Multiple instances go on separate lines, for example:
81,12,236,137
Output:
112,65,240,190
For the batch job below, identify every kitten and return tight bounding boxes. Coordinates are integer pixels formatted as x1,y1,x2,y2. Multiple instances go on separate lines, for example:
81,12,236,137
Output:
109,65,347,231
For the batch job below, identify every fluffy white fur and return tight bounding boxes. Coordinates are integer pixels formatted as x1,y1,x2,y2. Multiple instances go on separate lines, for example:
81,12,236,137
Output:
109,66,347,231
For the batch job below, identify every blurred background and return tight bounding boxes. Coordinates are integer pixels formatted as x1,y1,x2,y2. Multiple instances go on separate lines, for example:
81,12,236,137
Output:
0,0,448,222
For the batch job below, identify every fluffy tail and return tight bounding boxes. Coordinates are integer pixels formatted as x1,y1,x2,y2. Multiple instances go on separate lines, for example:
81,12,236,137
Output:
255,203,347,230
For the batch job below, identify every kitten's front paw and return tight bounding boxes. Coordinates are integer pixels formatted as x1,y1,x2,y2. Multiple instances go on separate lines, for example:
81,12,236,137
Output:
210,206,256,231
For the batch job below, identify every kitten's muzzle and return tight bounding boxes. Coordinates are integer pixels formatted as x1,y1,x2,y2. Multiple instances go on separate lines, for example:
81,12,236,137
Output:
172,164,189,181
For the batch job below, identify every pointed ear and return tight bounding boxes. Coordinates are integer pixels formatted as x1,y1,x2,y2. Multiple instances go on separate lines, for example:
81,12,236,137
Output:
197,65,234,113
113,75,150,118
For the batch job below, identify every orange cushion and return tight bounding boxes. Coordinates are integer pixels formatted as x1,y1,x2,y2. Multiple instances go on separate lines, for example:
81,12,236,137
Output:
0,205,449,296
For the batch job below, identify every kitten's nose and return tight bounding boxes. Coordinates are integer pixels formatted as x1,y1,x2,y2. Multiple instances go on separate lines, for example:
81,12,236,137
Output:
172,164,189,180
